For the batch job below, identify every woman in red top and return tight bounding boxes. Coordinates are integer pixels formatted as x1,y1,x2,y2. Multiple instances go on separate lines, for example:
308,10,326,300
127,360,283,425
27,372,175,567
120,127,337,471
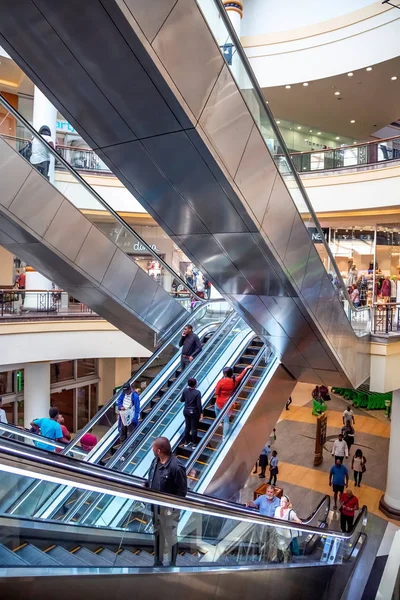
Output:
215,365,253,438
340,489,359,533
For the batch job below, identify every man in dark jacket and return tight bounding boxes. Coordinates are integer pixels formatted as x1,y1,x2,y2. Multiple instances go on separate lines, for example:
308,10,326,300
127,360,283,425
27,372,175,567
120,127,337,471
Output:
179,324,202,371
146,437,187,566
180,378,202,448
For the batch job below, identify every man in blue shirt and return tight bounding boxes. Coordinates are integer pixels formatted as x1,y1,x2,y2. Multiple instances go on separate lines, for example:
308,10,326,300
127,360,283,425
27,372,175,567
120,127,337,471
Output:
245,485,280,517
329,458,349,510
31,407,69,452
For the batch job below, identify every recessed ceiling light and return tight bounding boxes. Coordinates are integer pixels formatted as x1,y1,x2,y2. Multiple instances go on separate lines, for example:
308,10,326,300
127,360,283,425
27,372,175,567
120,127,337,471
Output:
366,67,372,71
336,137,340,140
303,82,309,87
391,76,397,81
309,130,313,133
350,120,355,123
318,132,322,135
304,139,308,142
285,85,291,89
348,72,354,77
334,91,341,96
297,126,301,130
276,121,281,124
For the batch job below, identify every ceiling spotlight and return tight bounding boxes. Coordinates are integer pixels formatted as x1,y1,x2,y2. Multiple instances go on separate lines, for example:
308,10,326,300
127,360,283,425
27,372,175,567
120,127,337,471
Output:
366,67,372,71
336,137,340,140
350,120,355,123
309,130,313,133
317,132,322,135
334,91,341,96
303,82,309,87
348,72,354,77
285,85,291,89
304,139,308,142
297,126,301,130
391,76,398,81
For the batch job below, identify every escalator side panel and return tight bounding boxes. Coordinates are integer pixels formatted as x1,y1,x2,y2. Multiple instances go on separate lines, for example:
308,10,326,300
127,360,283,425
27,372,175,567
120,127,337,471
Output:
203,364,296,501
0,139,186,349
0,563,348,600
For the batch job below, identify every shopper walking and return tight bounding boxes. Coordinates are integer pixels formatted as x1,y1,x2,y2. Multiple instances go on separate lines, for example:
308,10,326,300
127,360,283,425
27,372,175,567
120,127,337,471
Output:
341,421,355,454
258,442,272,478
30,125,54,180
117,383,140,444
331,433,349,463
339,489,359,533
214,364,253,438
274,495,302,562
0,398,8,424
146,437,187,567
267,450,279,486
329,458,349,510
352,449,367,487
343,405,355,425
285,396,292,410
180,378,202,448
179,324,202,371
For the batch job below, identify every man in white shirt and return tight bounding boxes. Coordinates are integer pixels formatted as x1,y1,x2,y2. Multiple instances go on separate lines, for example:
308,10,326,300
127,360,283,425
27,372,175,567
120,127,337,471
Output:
343,406,355,425
0,398,8,424
332,434,348,463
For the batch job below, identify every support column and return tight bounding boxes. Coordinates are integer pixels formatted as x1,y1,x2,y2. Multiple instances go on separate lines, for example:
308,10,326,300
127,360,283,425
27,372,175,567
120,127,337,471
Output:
23,265,53,311
380,389,400,519
0,247,14,286
223,1,243,82
98,358,132,407
23,362,51,428
32,86,57,183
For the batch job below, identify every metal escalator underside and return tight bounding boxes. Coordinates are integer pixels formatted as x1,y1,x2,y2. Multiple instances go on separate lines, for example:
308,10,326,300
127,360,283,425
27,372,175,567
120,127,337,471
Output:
0,137,186,349
0,0,370,387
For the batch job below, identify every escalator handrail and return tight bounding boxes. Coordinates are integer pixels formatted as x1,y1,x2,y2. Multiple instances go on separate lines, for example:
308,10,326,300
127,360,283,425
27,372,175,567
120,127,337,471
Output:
0,93,204,304
62,299,223,454
106,311,240,468
184,342,270,473
210,0,368,319
0,422,86,457
0,436,366,539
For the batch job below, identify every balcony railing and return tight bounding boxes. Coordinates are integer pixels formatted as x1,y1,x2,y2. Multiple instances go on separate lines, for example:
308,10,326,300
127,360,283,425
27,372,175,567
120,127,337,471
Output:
0,289,98,320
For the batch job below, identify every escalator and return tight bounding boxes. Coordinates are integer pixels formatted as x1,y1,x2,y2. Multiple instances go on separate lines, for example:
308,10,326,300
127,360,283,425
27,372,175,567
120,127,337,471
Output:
0,438,368,600
0,0,371,387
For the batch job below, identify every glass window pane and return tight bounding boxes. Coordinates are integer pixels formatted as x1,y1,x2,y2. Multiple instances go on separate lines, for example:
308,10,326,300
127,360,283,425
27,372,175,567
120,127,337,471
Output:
51,389,74,432
51,360,74,383
0,371,14,394
77,358,96,378
77,386,90,430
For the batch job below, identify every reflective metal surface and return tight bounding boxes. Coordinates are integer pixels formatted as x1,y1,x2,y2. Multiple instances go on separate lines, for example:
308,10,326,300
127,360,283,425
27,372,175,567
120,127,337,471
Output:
0,138,186,349
0,0,371,386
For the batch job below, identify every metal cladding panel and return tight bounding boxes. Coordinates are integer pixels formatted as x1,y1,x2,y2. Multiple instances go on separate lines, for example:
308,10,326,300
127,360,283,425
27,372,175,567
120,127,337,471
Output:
199,65,254,178
142,130,249,234
44,200,92,262
300,251,325,314
260,296,317,341
261,175,297,261
234,125,277,226
125,267,159,320
152,0,224,119
101,249,139,302
8,170,63,238
35,0,183,139
204,364,296,500
172,234,255,295
98,141,209,237
213,232,288,298
75,226,116,283
0,140,31,208
120,0,178,43
284,216,312,291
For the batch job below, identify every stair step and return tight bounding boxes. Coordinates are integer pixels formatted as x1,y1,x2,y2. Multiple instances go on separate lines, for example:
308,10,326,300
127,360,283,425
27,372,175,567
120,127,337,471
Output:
16,543,61,567
73,546,113,566
46,545,88,567
0,543,29,566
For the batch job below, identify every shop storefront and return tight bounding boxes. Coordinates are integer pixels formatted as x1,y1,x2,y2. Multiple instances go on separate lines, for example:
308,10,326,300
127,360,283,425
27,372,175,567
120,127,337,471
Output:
0,359,98,432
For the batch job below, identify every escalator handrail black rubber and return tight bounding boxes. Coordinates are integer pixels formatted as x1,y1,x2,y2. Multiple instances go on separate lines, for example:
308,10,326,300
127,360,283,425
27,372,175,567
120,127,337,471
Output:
0,437,367,539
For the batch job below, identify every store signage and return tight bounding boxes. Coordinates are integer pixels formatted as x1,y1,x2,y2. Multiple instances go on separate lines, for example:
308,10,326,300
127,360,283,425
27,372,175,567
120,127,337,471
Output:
56,120,76,134
133,242,160,253
307,227,329,244
334,229,374,242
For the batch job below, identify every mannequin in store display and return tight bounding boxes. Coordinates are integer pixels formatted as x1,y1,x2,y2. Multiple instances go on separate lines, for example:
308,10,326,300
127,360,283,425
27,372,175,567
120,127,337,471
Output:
381,277,391,300
390,277,397,302
346,265,358,287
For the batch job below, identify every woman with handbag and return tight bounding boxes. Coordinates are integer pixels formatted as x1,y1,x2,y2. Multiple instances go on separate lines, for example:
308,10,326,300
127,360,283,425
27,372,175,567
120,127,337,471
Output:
273,495,302,562
117,383,140,443
352,448,367,487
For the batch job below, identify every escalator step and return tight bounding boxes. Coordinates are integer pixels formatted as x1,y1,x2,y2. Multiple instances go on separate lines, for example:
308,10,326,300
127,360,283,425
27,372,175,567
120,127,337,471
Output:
46,546,88,567
96,548,135,567
118,549,154,567
176,552,200,566
73,547,113,566
16,543,62,566
0,543,29,566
